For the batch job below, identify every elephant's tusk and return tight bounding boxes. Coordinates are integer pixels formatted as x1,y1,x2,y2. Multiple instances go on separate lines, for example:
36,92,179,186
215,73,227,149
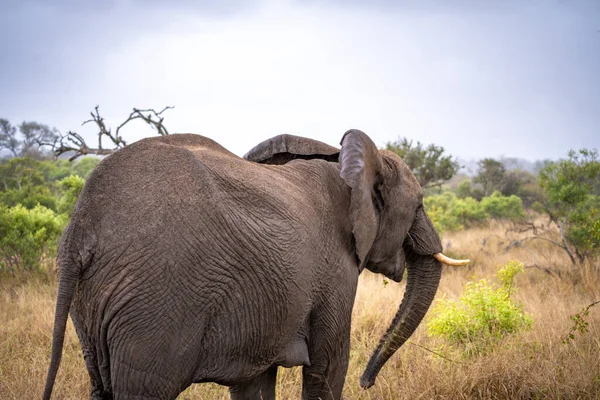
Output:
433,253,470,266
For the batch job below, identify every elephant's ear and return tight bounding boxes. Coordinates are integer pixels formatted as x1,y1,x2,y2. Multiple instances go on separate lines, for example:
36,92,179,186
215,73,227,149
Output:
339,129,383,267
244,134,339,165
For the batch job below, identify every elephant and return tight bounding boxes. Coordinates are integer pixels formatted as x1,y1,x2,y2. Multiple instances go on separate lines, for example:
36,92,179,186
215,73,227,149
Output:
43,129,468,400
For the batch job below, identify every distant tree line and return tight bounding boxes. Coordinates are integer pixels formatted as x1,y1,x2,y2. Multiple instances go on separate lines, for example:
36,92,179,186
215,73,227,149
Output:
0,119,58,160
385,136,599,266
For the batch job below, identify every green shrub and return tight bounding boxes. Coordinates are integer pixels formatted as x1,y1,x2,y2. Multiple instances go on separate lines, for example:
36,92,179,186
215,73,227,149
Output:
424,192,487,233
425,191,526,233
455,181,474,199
565,195,600,257
537,149,600,263
0,156,97,272
57,175,85,217
427,261,532,355
71,157,99,179
586,217,600,252
480,191,525,220
1,186,57,210
0,204,66,271
451,196,488,227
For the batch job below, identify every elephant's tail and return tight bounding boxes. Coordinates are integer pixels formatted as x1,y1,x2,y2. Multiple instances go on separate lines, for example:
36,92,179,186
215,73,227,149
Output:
43,224,86,400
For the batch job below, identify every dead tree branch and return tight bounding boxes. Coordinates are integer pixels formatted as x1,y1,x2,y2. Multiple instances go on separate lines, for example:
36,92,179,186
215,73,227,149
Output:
524,264,563,278
507,221,539,235
118,106,173,137
47,105,173,161
506,221,578,266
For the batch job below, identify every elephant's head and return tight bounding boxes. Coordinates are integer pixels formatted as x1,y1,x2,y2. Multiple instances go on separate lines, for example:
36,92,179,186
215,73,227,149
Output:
338,129,468,388
245,130,468,388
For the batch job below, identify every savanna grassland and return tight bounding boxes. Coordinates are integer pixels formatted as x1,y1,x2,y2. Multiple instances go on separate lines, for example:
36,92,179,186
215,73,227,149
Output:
1,220,599,399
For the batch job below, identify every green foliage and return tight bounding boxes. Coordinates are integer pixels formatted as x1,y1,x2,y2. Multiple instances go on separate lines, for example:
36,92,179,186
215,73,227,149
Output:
1,186,57,210
500,169,541,207
39,159,72,182
586,218,600,250
424,191,524,233
457,180,484,201
480,191,525,220
71,157,100,179
0,157,46,189
538,149,600,263
0,155,98,271
567,199,600,255
0,204,66,271
385,137,460,188
539,149,599,208
425,192,487,232
0,157,60,210
562,301,600,344
457,166,539,208
427,261,532,354
455,181,472,199
474,158,506,196
57,175,85,216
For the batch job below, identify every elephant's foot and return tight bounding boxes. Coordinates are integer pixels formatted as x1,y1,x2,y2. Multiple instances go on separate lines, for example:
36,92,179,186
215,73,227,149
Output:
229,366,278,400
90,386,112,400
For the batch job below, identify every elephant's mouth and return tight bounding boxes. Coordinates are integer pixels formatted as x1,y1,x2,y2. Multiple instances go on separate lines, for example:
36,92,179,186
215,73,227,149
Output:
366,251,406,282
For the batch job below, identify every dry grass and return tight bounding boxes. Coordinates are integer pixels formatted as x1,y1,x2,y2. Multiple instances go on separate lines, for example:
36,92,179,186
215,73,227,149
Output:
1,220,599,399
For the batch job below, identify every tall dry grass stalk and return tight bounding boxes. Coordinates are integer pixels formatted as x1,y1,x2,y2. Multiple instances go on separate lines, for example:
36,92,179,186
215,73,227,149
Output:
1,220,599,399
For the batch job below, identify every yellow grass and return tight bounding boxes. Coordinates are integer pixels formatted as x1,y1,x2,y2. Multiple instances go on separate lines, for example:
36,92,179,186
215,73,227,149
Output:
1,220,599,399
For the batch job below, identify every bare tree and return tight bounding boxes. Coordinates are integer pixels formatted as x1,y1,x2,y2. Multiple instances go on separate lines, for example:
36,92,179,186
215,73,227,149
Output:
48,106,173,161
0,119,60,159
0,118,20,157
20,122,60,158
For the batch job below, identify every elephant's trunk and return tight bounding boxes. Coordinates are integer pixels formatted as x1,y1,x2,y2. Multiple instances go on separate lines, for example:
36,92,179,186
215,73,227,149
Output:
360,250,442,389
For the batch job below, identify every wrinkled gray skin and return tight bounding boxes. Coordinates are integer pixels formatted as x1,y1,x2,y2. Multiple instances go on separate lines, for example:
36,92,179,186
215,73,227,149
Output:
43,130,443,400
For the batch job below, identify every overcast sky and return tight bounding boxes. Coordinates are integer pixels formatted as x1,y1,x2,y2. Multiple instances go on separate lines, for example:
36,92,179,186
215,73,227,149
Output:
1,0,599,161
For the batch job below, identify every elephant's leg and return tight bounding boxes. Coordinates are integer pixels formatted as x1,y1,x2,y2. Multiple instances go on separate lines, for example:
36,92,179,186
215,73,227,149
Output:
84,345,112,400
301,307,352,400
229,366,278,400
301,340,349,400
110,358,184,400
70,309,110,399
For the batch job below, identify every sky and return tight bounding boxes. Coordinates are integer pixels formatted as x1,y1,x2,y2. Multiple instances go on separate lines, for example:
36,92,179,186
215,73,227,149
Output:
1,0,599,161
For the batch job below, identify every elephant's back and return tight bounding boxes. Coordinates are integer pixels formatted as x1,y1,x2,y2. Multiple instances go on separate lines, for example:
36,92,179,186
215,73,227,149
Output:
65,135,316,380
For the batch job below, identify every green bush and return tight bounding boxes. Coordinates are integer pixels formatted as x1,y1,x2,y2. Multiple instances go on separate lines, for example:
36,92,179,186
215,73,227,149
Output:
451,196,488,227
0,156,98,271
57,175,85,217
71,157,99,179
455,181,473,199
427,261,532,355
1,186,57,210
424,192,486,232
424,191,456,231
587,218,600,252
537,149,600,263
425,191,526,233
480,191,525,220
567,197,600,256
0,204,66,271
